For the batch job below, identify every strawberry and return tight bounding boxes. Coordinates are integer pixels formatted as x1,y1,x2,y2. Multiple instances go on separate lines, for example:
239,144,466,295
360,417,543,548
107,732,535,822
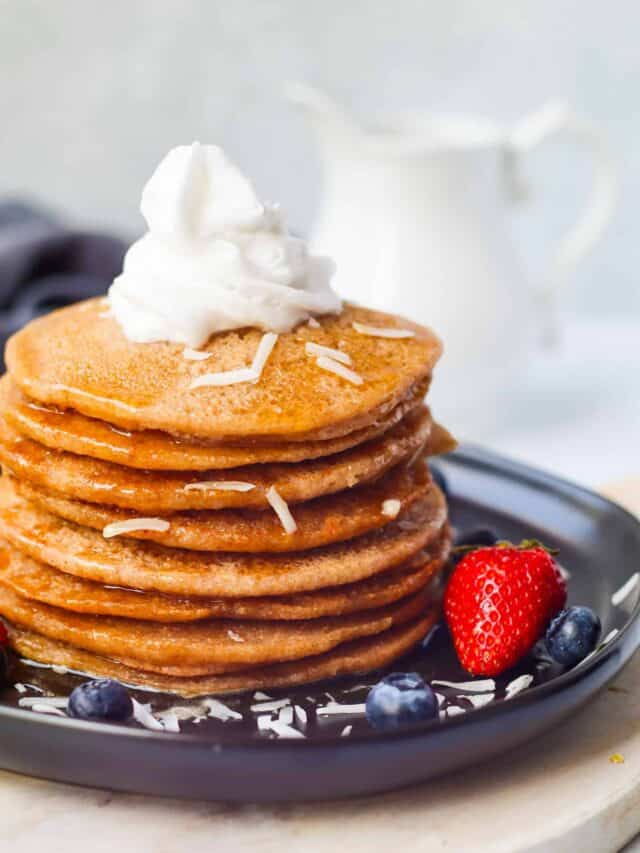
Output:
444,542,566,676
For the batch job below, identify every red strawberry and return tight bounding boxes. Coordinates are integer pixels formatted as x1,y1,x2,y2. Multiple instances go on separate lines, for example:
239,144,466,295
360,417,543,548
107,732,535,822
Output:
444,543,566,676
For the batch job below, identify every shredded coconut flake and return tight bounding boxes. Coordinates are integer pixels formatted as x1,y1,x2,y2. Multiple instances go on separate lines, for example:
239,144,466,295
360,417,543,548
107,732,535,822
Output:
381,499,401,518
352,322,415,339
203,698,242,721
227,629,244,643
189,332,278,390
156,710,180,733
581,628,620,667
268,720,306,739
253,691,272,701
257,714,273,731
341,725,353,737
19,696,68,709
294,705,308,726
316,356,363,386
305,342,352,365
190,366,258,389
183,348,212,361
14,683,27,694
432,678,496,692
29,703,66,716
162,704,206,722
183,480,255,493
132,699,165,732
317,702,366,716
251,332,279,377
505,674,534,699
266,486,297,534
612,572,640,607
103,517,170,539
307,317,321,328
278,706,294,726
464,693,495,709
446,706,466,717
251,698,290,714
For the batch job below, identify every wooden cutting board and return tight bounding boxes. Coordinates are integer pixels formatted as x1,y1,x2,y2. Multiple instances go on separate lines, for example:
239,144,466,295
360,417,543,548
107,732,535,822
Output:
0,480,638,853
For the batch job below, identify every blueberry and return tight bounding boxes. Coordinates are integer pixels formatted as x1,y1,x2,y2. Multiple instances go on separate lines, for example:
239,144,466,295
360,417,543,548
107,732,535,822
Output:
454,527,498,549
545,606,602,667
68,678,133,721
429,464,448,497
365,672,438,730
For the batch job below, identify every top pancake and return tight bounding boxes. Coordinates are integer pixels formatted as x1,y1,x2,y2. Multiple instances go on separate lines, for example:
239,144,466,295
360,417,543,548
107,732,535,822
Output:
6,299,441,442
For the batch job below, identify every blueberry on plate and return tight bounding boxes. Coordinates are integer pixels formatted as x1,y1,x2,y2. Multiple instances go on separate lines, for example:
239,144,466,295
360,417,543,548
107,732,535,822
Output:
545,606,602,667
68,678,133,721
366,672,438,730
454,527,499,550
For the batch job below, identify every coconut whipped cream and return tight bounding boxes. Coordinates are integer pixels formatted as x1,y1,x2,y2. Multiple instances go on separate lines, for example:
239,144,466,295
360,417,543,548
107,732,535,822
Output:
108,142,341,347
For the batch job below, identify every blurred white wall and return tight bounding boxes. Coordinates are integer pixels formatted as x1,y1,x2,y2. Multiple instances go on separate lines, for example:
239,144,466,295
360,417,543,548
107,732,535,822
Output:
0,0,638,317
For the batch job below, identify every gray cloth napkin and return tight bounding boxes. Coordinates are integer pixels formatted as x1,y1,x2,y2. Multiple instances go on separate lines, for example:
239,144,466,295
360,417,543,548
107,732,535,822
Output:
0,201,127,367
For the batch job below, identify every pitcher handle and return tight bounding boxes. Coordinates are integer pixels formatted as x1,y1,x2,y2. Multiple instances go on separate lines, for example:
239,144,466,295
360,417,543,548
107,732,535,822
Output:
506,101,617,344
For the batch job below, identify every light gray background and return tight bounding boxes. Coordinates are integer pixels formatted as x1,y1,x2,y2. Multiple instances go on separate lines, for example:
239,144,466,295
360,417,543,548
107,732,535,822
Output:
0,0,638,317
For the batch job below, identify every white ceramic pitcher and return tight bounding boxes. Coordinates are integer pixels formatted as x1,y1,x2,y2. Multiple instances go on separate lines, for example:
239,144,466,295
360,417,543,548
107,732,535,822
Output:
287,84,617,435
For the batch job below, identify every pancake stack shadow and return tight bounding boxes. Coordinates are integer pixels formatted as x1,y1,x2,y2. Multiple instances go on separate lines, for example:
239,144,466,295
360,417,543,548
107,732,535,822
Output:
0,301,452,697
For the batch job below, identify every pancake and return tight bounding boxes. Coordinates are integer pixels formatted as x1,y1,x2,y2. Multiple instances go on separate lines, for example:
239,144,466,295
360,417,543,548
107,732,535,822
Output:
0,478,447,596
0,539,448,621
10,459,433,552
6,300,442,441
0,405,439,512
0,583,430,673
5,614,436,696
1,375,430,470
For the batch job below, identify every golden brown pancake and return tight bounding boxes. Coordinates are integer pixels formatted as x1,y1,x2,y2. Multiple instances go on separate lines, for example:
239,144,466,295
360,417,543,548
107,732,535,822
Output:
6,300,442,441
0,540,448,621
0,405,436,511
10,459,433,552
0,478,447,596
1,375,430,470
5,614,435,696
0,583,430,673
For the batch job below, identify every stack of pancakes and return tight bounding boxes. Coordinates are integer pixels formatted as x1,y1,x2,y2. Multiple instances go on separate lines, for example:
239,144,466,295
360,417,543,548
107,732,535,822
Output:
0,299,453,696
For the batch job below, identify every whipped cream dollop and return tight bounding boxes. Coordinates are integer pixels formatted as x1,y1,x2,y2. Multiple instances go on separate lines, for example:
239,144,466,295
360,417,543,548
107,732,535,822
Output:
109,143,341,347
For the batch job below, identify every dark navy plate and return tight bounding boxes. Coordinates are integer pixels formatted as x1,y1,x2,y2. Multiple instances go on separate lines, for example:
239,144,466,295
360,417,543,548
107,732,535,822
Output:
0,445,638,802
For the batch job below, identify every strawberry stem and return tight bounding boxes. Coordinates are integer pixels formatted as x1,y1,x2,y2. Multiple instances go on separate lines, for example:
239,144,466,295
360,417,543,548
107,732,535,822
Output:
452,538,559,556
